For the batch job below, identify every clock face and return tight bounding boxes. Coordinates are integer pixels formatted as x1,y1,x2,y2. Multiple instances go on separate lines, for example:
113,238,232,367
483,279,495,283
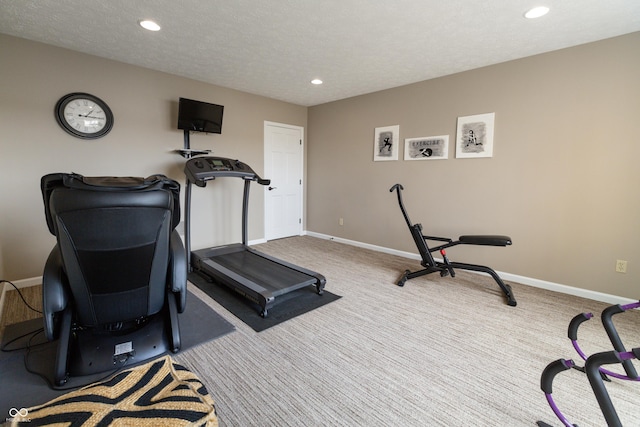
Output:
55,93,113,139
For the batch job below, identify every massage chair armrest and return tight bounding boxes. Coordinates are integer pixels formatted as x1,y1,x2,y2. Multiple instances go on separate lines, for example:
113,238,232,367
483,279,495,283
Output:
42,246,70,341
169,230,187,313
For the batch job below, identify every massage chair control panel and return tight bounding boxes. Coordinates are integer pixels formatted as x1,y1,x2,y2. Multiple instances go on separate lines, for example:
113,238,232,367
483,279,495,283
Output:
185,156,270,187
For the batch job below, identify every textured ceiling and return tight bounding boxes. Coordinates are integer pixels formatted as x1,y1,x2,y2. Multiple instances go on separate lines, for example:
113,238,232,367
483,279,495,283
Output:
1,0,639,106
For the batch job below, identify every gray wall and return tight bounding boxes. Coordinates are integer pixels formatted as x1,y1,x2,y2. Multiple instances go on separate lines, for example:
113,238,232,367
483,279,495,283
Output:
307,32,640,300
2,32,639,300
0,34,307,280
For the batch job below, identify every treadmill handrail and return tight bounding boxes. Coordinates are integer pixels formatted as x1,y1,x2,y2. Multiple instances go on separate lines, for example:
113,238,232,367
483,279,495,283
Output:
183,156,270,254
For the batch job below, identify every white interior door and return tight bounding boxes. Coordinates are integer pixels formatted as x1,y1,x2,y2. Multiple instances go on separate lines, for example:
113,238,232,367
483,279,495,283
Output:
264,122,303,240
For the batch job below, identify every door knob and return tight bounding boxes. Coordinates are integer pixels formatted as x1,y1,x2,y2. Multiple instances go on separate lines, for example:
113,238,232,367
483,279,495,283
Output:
268,186,277,191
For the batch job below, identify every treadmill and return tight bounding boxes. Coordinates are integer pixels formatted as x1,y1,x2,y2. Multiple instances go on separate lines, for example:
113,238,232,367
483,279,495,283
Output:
184,156,326,317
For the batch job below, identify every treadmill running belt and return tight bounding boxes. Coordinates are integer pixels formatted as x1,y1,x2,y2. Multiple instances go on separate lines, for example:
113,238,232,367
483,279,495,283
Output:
212,250,317,296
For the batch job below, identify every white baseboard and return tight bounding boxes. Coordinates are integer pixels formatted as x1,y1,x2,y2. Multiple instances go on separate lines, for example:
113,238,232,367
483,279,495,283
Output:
3,277,42,289
3,233,634,316
305,231,636,306
249,238,268,246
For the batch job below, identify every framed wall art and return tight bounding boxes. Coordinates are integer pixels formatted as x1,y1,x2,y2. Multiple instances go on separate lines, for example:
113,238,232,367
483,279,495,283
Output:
455,113,495,158
373,125,399,161
404,135,449,160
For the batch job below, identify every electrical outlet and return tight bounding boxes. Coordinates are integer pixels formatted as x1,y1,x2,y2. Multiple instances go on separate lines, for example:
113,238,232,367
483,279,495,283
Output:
339,218,344,226
615,260,627,273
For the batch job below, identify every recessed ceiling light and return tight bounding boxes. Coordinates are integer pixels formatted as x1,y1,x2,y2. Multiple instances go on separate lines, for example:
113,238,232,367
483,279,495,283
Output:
139,20,161,31
311,79,323,85
524,6,549,19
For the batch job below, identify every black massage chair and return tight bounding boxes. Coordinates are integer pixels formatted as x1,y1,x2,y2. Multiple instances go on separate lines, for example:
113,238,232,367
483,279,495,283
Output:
41,173,187,386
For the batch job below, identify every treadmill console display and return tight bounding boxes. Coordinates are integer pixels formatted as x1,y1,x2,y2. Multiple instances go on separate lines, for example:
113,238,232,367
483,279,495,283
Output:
184,156,270,187
208,158,231,171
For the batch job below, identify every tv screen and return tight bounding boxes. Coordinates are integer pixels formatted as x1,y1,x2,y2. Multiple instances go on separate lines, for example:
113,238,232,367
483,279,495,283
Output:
177,98,224,134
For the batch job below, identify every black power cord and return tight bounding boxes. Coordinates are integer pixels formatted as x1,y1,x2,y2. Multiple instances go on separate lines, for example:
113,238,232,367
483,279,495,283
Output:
1,279,43,353
1,279,133,391
23,329,133,391
1,279,43,314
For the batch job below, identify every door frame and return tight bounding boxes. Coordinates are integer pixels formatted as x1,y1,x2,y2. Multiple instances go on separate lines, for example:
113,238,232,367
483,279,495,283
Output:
263,121,305,240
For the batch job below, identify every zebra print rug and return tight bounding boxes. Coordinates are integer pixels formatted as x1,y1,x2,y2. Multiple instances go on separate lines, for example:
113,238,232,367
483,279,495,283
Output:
7,356,217,426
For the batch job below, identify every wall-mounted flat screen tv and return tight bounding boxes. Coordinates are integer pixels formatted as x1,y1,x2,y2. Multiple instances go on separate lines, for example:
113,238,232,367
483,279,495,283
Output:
177,97,224,134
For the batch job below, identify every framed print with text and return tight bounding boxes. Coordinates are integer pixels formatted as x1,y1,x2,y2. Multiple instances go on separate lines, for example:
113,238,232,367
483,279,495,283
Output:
404,135,449,160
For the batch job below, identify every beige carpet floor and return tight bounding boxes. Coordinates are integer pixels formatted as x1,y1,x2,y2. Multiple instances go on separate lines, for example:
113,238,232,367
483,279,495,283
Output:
2,236,638,426
177,236,638,426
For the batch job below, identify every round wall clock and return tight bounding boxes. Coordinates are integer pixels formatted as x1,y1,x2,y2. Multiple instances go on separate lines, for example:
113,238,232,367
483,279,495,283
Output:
55,92,114,139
